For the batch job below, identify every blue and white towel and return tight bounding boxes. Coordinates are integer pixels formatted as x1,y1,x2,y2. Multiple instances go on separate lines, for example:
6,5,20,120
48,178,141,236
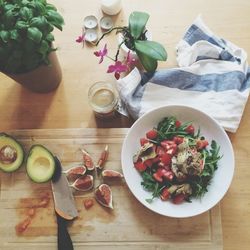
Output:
116,16,250,132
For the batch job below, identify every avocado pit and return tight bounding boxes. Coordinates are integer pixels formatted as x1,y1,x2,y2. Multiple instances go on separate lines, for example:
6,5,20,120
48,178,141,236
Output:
0,145,17,164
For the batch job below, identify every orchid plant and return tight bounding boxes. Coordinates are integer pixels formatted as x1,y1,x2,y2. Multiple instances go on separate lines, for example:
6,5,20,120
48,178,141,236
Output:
98,11,167,79
76,11,167,79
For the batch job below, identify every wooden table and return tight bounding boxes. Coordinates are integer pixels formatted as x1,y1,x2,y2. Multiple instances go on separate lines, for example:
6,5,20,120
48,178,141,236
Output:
0,1,250,249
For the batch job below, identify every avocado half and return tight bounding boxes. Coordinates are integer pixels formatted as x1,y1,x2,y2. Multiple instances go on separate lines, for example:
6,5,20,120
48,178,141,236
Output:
0,133,24,172
26,145,56,183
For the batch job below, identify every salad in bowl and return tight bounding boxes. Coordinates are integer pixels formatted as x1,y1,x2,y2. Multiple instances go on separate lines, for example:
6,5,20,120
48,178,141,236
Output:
121,105,234,218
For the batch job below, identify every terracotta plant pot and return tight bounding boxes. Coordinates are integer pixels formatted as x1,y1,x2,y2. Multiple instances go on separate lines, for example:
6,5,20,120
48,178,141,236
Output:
5,51,62,93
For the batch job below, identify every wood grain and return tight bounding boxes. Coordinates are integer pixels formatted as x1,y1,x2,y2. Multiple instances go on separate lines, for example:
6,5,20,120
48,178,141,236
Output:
0,1,250,250
0,128,222,250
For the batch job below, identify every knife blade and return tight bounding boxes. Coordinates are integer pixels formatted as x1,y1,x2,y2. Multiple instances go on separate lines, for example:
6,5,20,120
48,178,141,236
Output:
51,157,78,250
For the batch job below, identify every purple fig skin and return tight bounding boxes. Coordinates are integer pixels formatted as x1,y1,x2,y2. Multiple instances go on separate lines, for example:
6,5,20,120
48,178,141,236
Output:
94,184,113,209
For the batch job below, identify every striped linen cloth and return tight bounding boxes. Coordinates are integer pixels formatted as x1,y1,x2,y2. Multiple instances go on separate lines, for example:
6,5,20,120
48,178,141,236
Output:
116,16,250,132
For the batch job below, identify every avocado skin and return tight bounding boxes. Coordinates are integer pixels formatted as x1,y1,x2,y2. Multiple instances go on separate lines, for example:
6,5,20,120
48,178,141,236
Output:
0,132,25,172
26,144,56,183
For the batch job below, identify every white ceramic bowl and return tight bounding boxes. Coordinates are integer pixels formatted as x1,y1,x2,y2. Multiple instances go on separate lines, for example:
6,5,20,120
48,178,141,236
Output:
121,105,234,218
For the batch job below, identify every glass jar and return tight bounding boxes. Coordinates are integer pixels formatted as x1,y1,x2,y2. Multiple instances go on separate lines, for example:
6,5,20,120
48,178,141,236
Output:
88,81,119,118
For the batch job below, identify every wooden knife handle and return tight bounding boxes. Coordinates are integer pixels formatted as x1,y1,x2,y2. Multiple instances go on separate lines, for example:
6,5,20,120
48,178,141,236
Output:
56,213,74,250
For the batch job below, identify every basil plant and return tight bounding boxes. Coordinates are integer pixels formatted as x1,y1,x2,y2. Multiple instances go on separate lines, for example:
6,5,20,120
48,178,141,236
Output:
0,0,64,74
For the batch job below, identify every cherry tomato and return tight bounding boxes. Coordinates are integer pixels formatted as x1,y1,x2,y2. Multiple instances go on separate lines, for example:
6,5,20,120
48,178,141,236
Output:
160,188,170,201
146,129,158,140
144,159,153,168
175,120,181,128
140,138,149,146
134,160,147,172
196,139,209,150
185,125,195,134
172,194,186,204
173,136,184,145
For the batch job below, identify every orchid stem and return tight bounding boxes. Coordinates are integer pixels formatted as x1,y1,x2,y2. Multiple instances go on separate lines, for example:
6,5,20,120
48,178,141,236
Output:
95,26,126,46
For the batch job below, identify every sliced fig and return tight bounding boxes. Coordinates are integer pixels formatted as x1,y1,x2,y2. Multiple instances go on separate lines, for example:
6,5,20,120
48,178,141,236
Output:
81,149,95,171
102,169,123,179
96,145,109,170
63,166,87,179
94,184,113,209
71,175,94,191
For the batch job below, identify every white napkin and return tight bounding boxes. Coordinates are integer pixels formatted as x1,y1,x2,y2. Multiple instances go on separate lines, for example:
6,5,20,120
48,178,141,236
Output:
116,16,250,133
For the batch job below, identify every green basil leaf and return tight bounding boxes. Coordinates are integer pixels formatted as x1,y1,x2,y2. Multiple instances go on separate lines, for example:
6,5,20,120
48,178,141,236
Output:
0,30,9,43
15,20,28,29
38,40,49,55
20,7,33,20
10,30,19,40
46,33,54,42
136,50,158,72
27,27,42,43
46,10,64,31
135,40,167,61
129,11,149,39
30,16,47,30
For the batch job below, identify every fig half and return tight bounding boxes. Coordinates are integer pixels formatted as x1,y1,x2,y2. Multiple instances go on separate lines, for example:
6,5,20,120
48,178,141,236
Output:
71,175,94,191
94,184,113,209
102,169,123,179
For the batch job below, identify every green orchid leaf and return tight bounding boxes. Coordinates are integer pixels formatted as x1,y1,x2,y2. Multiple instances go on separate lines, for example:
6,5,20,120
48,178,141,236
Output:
129,11,149,39
27,27,42,43
135,40,167,61
136,50,158,72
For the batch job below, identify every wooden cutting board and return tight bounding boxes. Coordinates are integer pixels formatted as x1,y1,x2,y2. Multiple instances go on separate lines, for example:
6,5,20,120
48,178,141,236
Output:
0,128,223,250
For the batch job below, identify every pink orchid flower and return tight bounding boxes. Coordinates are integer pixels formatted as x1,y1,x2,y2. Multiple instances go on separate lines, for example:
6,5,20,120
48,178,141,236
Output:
107,61,128,80
75,34,85,43
94,44,108,64
126,50,137,68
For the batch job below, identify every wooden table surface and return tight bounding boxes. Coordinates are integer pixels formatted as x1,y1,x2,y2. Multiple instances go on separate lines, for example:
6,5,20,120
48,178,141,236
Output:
0,0,250,249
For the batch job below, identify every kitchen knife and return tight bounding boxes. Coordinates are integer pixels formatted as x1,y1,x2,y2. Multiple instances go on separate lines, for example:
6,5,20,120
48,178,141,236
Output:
51,157,78,250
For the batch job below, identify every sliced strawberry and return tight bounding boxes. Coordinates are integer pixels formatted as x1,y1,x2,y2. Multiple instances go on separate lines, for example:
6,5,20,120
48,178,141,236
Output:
140,138,149,146
146,129,158,140
134,160,147,172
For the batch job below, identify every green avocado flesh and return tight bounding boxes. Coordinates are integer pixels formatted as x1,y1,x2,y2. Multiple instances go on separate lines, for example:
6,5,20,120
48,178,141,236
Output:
26,145,56,183
0,133,24,172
